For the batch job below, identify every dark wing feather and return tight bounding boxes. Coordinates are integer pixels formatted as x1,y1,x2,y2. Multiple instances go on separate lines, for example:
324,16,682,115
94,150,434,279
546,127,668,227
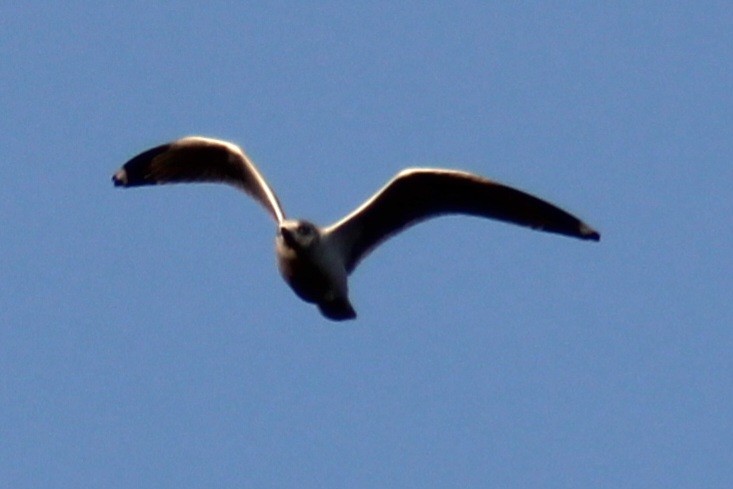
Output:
327,168,600,272
112,137,285,222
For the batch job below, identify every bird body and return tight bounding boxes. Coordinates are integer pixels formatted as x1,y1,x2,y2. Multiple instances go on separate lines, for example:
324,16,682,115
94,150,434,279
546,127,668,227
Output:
113,136,600,320
276,220,355,320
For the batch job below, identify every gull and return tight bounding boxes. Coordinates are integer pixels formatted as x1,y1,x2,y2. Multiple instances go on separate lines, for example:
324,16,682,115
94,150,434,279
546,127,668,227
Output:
113,136,600,320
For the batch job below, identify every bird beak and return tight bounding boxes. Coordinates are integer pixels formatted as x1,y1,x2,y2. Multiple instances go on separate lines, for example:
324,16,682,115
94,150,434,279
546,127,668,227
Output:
279,226,298,248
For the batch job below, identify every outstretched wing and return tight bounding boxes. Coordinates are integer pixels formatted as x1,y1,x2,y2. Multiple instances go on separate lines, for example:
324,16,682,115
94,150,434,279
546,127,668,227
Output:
112,136,285,223
326,168,600,272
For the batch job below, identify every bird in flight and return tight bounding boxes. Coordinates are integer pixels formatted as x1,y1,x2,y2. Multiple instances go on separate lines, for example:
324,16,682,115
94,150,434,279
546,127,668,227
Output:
113,136,600,320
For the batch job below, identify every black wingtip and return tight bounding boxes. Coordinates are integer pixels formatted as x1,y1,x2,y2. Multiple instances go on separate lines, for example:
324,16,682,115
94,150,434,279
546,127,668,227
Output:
112,142,173,188
112,169,127,187
579,223,601,242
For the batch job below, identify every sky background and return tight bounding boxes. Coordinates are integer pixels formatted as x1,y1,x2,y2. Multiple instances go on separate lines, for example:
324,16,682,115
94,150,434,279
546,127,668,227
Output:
1,2,731,488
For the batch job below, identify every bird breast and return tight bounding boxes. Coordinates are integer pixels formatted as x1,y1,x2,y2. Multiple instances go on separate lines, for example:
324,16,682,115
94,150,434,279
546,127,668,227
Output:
275,238,348,304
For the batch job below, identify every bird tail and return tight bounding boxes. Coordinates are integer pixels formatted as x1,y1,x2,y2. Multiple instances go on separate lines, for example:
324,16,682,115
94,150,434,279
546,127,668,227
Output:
318,297,357,321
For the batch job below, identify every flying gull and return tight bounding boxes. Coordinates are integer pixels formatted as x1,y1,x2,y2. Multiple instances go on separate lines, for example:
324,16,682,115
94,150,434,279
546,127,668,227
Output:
112,136,600,320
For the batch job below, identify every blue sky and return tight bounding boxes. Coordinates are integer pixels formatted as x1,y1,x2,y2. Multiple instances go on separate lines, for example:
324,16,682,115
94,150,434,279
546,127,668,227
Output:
1,2,731,487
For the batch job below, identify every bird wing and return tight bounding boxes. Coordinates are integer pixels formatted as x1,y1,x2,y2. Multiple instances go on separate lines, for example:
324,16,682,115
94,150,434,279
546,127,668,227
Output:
325,168,600,273
112,136,285,223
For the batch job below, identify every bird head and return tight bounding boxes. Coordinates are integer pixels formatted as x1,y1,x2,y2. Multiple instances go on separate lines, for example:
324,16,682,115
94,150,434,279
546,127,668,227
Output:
278,220,320,250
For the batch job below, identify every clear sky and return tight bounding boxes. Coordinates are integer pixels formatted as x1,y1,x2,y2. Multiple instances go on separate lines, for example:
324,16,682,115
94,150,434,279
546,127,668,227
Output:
1,2,731,488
